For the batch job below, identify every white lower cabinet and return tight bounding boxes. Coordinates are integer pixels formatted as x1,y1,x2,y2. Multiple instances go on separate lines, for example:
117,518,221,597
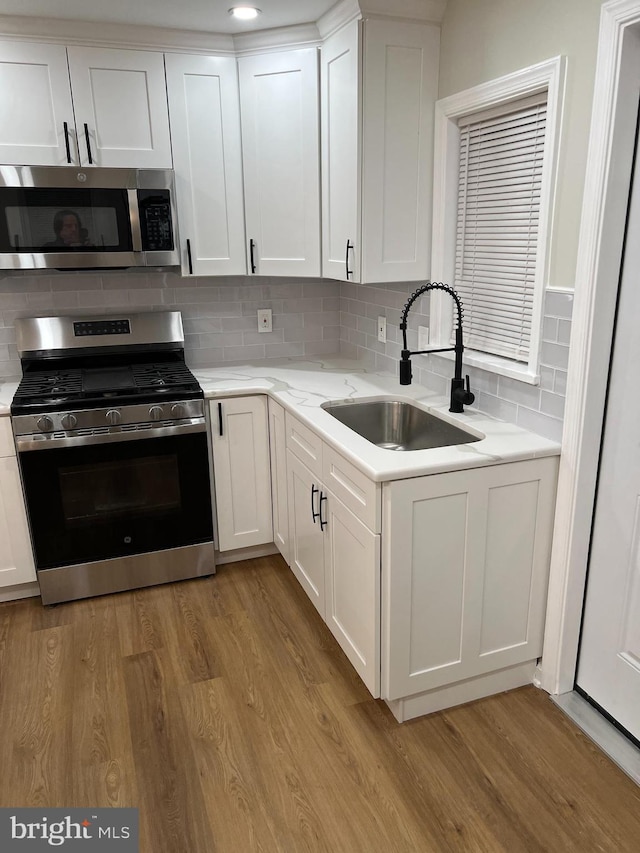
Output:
286,420,381,697
268,399,290,564
382,457,558,717
0,420,36,589
210,396,273,552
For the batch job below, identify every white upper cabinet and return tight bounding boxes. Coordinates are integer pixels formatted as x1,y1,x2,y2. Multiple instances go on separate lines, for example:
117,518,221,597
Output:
0,41,76,166
0,40,172,168
67,47,172,168
238,48,321,277
321,18,440,283
165,53,246,276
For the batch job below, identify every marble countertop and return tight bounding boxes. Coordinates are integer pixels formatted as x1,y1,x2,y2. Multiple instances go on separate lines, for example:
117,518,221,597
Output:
0,358,560,481
193,358,561,482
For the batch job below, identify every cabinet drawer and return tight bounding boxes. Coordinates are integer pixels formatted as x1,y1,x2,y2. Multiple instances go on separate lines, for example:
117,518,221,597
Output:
323,444,380,533
285,412,323,478
0,418,15,458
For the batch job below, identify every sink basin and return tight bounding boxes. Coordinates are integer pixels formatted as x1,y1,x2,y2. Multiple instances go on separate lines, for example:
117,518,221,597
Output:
322,399,482,451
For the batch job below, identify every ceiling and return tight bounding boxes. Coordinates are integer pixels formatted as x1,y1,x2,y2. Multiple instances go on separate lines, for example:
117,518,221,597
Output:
0,0,339,34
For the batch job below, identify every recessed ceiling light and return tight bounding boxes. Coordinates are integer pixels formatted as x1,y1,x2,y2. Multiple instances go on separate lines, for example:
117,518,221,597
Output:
229,6,261,20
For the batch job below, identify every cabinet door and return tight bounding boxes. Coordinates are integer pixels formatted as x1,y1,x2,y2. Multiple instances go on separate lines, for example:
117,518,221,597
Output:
286,449,325,616
165,53,246,276
268,399,290,564
324,490,380,697
0,455,36,588
238,49,320,277
320,19,361,282
67,47,172,168
211,396,273,552
0,41,77,166
382,459,557,701
361,20,439,282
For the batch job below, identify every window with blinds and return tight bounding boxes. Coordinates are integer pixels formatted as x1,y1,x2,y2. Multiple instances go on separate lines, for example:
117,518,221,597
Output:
454,92,547,362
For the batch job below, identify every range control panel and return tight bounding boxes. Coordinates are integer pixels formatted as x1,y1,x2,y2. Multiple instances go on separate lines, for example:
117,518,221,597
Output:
73,319,131,337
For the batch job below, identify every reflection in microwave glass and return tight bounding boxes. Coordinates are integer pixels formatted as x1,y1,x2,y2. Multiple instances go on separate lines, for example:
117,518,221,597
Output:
58,455,181,526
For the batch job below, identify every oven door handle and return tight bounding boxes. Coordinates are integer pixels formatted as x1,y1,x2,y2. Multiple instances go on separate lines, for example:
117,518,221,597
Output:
15,420,206,452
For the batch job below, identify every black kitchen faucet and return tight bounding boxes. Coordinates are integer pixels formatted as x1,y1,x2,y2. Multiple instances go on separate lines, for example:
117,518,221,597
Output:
399,281,475,414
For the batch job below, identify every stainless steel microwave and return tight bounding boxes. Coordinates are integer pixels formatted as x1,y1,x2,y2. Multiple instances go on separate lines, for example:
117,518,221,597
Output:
0,166,179,270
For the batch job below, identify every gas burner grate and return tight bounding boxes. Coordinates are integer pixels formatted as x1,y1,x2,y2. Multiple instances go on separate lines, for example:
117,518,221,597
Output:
132,362,196,389
14,369,83,399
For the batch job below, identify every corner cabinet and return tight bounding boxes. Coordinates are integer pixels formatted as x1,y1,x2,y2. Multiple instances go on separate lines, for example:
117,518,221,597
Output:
238,48,321,277
210,396,273,552
0,419,36,589
268,399,290,564
0,40,172,168
320,17,439,282
165,53,246,276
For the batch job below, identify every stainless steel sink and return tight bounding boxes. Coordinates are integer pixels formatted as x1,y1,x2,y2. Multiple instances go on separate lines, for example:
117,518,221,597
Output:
322,399,482,451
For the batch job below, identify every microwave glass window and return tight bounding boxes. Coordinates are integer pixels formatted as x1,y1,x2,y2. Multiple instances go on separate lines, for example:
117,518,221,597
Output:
0,188,133,252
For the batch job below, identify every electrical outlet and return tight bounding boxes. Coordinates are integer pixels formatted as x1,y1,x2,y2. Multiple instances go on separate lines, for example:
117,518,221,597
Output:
257,308,272,333
377,316,387,343
418,325,430,350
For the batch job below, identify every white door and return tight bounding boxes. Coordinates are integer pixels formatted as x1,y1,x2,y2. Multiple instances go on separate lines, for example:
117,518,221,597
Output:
238,49,321,277
576,143,640,741
165,53,246,276
320,19,361,283
286,449,325,616
0,40,77,166
324,490,380,696
210,396,273,552
0,419,36,588
67,47,172,168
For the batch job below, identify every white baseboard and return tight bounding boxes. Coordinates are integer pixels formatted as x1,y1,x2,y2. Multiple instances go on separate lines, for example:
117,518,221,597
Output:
215,542,279,566
0,581,40,602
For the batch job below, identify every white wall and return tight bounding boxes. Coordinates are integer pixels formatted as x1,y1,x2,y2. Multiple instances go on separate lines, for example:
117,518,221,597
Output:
439,0,605,292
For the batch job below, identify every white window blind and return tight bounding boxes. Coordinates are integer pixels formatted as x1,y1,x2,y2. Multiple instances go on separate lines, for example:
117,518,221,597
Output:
455,92,547,362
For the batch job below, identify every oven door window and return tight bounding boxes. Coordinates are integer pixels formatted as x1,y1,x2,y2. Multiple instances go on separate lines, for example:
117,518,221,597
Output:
19,433,213,570
0,187,132,253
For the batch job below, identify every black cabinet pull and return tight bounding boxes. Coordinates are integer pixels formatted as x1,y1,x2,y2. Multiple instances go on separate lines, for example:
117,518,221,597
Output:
345,239,354,279
319,491,328,531
63,121,72,164
84,123,93,164
249,238,257,274
218,402,223,437
311,484,320,523
186,238,193,275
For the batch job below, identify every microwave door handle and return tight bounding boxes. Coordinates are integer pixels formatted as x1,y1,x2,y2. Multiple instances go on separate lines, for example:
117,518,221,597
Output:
128,189,143,252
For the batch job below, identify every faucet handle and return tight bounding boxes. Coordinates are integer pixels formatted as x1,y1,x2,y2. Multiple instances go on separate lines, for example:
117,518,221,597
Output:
463,374,475,406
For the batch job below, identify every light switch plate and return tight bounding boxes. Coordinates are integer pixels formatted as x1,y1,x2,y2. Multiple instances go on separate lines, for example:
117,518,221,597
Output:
257,308,272,333
418,325,430,349
377,316,387,343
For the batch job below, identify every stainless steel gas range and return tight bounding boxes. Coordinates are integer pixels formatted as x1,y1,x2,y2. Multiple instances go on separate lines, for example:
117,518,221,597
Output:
10,311,215,605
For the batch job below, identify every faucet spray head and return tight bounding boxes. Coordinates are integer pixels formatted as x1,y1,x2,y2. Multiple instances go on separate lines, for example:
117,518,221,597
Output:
399,350,412,385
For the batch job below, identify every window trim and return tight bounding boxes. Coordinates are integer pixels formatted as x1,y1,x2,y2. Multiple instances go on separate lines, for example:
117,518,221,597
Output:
429,56,566,385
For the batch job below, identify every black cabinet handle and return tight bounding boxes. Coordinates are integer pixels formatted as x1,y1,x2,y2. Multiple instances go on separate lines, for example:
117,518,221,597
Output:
319,491,328,531
84,123,93,164
186,238,193,275
311,484,320,523
345,239,354,279
63,121,72,164
218,402,223,437
249,238,257,274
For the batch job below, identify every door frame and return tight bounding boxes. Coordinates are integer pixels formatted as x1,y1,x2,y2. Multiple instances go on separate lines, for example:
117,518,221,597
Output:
540,0,640,694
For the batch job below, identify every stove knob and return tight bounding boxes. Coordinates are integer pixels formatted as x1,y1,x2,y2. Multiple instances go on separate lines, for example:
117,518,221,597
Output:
106,409,121,426
149,405,164,422
36,415,53,432
170,403,185,418
61,413,78,430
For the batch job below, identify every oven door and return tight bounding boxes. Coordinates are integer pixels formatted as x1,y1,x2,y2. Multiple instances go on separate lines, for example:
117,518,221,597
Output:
18,426,213,571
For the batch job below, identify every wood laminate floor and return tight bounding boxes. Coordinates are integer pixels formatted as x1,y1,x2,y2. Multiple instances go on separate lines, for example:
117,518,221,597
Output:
0,555,639,852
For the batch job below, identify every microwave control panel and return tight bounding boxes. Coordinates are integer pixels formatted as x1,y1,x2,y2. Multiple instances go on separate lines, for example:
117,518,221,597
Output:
138,189,174,252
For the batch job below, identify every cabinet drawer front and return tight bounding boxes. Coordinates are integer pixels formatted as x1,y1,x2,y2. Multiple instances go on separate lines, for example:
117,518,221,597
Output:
323,444,380,533
285,412,323,478
0,418,15,458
